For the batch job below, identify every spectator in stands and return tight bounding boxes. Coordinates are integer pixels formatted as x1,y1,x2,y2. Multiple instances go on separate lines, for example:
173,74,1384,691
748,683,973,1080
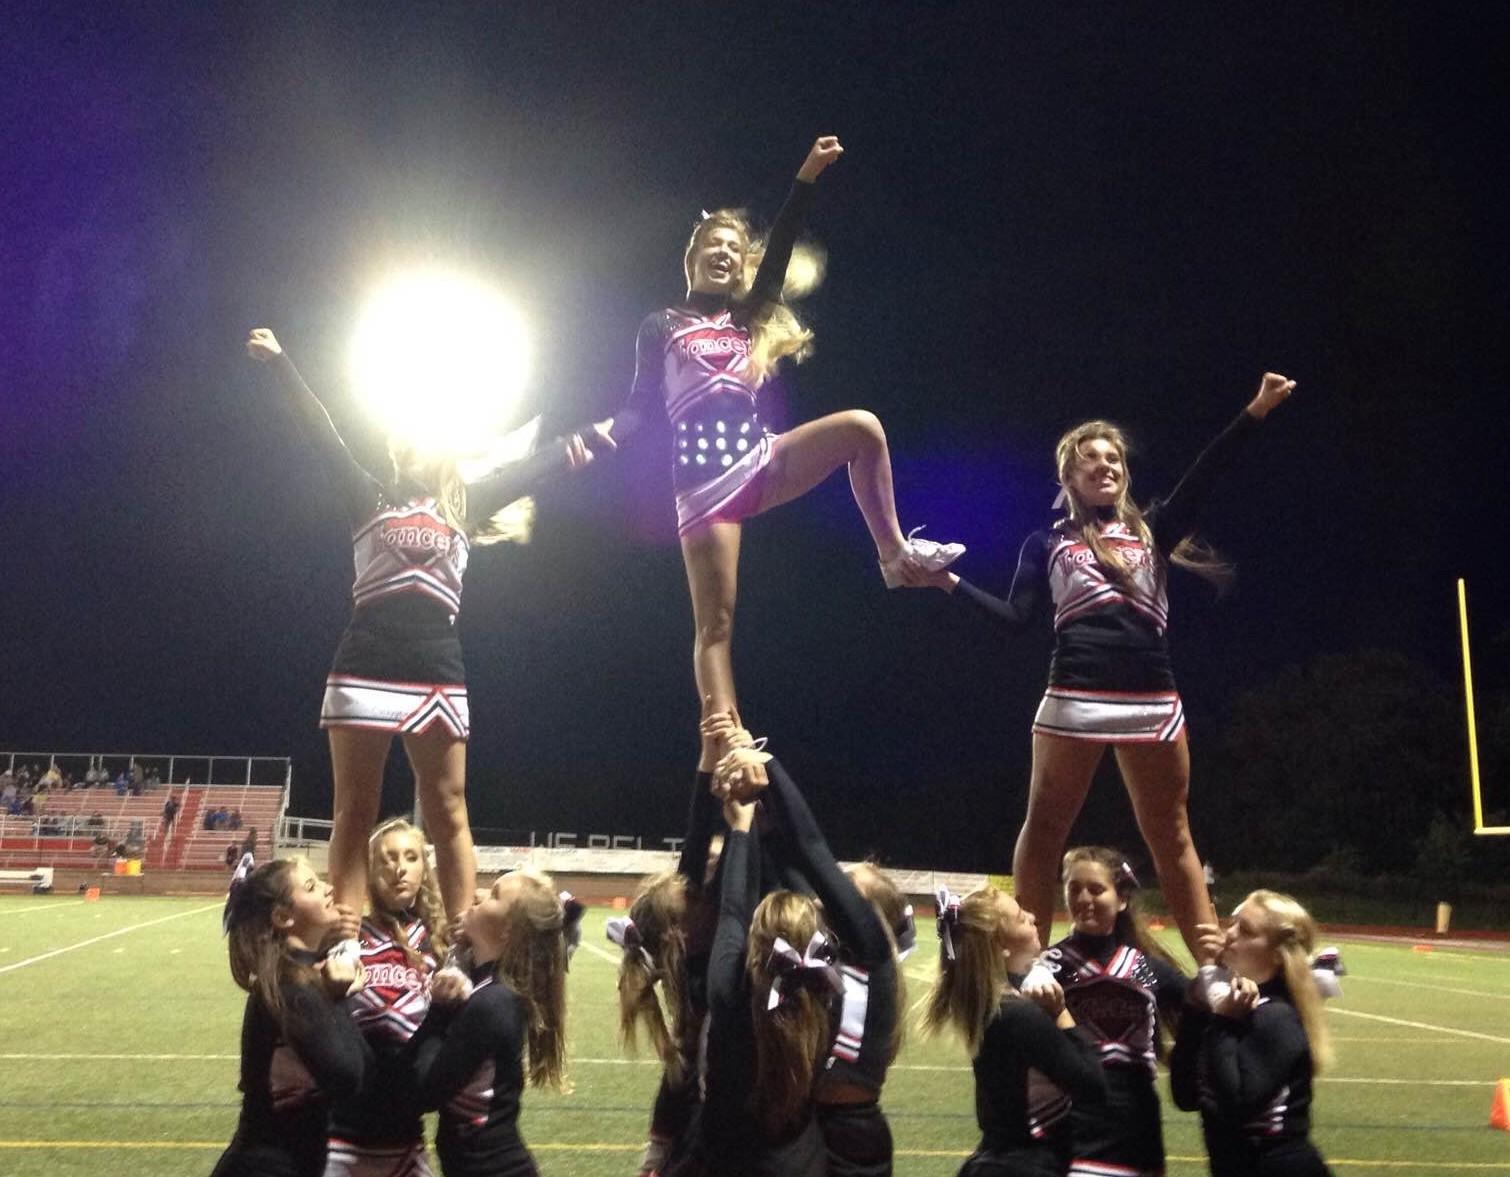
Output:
229,808,243,830
115,770,129,796
145,765,162,786
84,766,101,788
225,843,241,869
40,764,61,789
242,827,259,861
0,773,15,809
163,791,181,833
88,811,104,829
205,807,219,831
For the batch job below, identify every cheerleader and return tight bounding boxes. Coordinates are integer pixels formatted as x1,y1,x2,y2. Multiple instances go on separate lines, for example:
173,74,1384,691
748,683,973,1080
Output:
245,327,610,929
609,136,962,775
215,858,372,1177
921,885,1106,1176
1170,892,1335,1177
911,373,1297,956
407,870,581,1177
325,819,445,1177
1042,847,1188,1177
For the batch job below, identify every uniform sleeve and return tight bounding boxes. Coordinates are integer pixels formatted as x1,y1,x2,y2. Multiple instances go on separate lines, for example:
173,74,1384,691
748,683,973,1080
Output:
1150,955,1191,1016
676,771,719,886
265,352,382,525
745,180,817,307
280,980,373,1103
1168,1002,1208,1111
993,1000,1106,1105
951,531,1051,633
705,828,757,1021
1201,1002,1309,1116
610,313,670,446
462,430,601,526
1148,410,1261,553
411,987,522,1109
761,759,890,967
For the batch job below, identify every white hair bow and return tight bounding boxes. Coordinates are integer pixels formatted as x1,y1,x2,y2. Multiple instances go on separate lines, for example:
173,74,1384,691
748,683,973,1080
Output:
765,931,843,1011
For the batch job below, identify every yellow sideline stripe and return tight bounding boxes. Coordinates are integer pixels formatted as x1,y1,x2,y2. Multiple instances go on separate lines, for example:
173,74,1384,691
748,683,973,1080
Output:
0,1142,1508,1167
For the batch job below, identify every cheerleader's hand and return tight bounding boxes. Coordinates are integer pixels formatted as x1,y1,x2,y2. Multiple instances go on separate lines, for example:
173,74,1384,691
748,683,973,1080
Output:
1194,922,1226,968
332,904,361,944
1024,976,1065,1019
430,965,474,1006
320,954,364,998
1212,975,1260,1019
245,327,283,361
1019,959,1062,1005
565,433,594,469
797,135,844,182
715,744,771,802
900,563,958,591
722,791,757,833
589,418,617,450
1246,372,1296,419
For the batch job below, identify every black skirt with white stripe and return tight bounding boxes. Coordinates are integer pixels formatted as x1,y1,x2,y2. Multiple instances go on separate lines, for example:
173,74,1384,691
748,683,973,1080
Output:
322,600,469,741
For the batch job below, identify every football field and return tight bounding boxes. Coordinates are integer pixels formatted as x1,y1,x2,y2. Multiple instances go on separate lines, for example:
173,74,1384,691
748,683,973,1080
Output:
1,894,1506,1176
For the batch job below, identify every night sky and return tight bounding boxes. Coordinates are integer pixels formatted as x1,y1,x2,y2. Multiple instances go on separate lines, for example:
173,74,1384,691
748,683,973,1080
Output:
4,4,1504,869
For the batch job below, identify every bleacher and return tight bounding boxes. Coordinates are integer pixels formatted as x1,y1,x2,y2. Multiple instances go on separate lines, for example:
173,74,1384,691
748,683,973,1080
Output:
1,751,289,873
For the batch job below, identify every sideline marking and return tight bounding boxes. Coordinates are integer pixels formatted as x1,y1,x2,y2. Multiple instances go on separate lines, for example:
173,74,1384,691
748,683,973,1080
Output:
1330,1006,1510,1045
0,903,219,975
1346,974,1510,1001
0,900,86,917
576,941,620,966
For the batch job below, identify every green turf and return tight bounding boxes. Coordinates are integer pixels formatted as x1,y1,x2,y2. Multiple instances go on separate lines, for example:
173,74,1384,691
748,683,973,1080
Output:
0,895,1506,1175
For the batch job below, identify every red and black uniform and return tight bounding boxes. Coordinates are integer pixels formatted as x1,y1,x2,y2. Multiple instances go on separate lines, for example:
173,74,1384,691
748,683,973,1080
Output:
953,412,1260,742
957,985,1108,1177
263,351,596,739
612,181,815,535
1170,979,1332,1177
324,915,436,1176
409,960,539,1177
213,950,373,1177
1043,931,1187,1177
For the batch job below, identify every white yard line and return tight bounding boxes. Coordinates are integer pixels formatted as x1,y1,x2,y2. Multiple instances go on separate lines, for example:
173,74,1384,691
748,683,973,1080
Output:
0,900,87,916
1329,1005,1510,1045
0,904,219,975
1345,975,1510,1001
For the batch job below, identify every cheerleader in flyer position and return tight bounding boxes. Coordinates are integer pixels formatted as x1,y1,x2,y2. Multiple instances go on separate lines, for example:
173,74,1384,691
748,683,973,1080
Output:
609,136,963,756
246,328,611,939
910,374,1297,957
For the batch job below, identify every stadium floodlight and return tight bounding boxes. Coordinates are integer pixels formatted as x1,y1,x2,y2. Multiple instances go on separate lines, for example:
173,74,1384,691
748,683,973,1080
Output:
349,268,532,457
1458,579,1508,835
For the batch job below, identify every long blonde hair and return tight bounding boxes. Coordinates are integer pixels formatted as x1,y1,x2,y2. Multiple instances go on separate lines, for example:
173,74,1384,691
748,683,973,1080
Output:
683,209,825,385
387,444,534,547
366,818,448,964
919,887,1010,1057
1054,420,1230,591
1244,889,1333,1073
489,870,571,1091
746,890,834,1136
615,871,694,1083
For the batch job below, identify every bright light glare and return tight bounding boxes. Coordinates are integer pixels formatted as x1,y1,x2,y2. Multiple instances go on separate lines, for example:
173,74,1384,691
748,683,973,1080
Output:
349,269,532,456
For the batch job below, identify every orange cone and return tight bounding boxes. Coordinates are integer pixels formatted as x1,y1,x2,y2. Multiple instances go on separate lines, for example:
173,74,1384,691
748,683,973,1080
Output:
1491,1078,1510,1131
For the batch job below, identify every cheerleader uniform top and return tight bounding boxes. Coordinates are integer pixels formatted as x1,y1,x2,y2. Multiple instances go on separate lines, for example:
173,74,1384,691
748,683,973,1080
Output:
953,410,1261,693
215,951,373,1177
969,989,1107,1161
1043,931,1187,1080
409,961,537,1177
1169,977,1330,1177
265,351,597,658
760,758,897,1099
328,915,436,1148
610,178,817,487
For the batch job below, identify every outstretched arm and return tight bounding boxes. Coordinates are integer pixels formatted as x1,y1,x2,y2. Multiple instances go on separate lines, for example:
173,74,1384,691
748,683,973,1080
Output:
462,417,614,525
745,136,841,307
1151,372,1295,552
761,758,890,967
610,314,670,447
913,530,1049,633
246,328,381,524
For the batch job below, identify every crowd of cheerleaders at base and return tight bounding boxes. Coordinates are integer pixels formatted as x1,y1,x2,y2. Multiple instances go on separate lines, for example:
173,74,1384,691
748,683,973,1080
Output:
217,135,1331,1175
216,732,1346,1177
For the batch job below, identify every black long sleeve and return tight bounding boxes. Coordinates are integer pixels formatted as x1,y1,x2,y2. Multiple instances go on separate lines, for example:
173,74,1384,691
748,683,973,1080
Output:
411,985,524,1109
1202,1001,1310,1117
676,770,719,886
280,981,371,1103
952,531,1051,634
989,1000,1107,1106
744,180,817,308
610,313,669,447
461,429,595,525
265,352,382,525
1168,1003,1208,1112
1148,410,1260,553
761,758,888,967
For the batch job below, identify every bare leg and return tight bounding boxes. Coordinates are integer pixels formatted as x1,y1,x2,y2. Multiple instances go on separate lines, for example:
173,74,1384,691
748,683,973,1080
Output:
404,729,473,922
680,521,743,726
1013,734,1105,938
326,727,392,913
1115,739,1216,957
757,411,908,562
